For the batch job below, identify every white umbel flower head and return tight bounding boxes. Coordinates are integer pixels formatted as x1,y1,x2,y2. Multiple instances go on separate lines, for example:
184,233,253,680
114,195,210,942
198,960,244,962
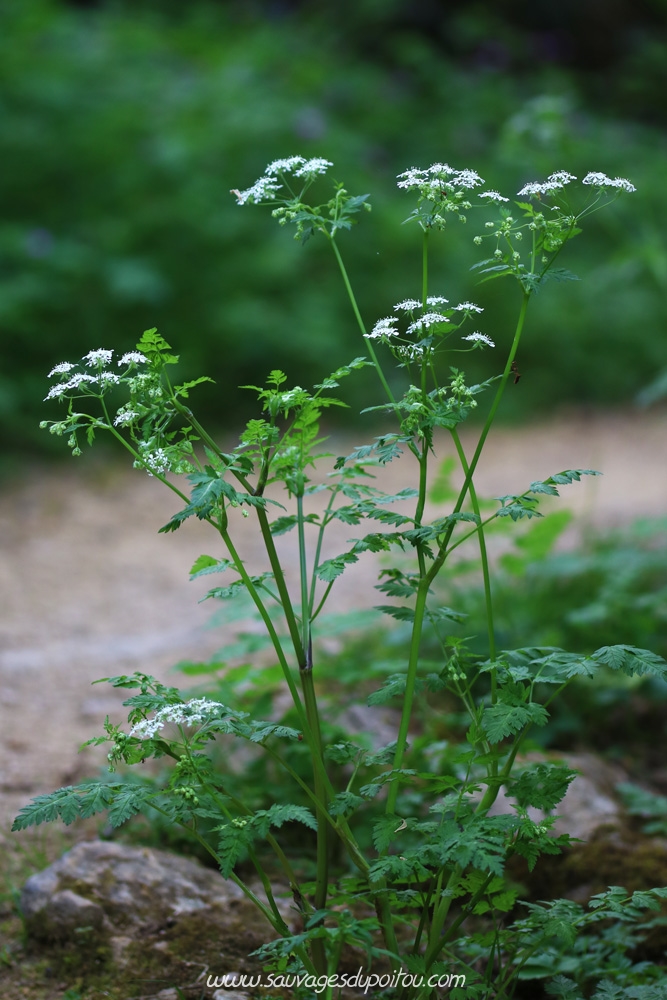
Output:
463,331,495,347
582,172,636,192
406,312,450,335
48,362,76,377
266,156,306,175
517,171,577,197
232,175,282,205
118,351,148,367
454,301,484,314
294,157,333,177
479,190,509,203
83,349,113,368
129,698,225,739
397,163,484,197
393,299,422,312
366,316,400,339
114,406,140,427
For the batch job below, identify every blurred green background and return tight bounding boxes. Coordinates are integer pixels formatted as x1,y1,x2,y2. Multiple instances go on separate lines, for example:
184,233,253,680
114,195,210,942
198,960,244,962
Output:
2,0,667,453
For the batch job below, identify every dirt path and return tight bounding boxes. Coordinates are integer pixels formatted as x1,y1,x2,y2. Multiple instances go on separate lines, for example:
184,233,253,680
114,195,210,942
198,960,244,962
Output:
2,410,666,826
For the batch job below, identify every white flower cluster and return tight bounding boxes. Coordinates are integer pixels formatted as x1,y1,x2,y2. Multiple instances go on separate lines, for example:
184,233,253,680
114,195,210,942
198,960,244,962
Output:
113,406,141,427
84,348,114,368
48,362,75,377
397,163,485,197
393,299,422,312
517,171,577,197
454,301,484,314
232,156,334,205
366,316,400,340
139,446,171,477
463,331,495,347
129,698,225,739
517,170,635,197
45,349,148,400
118,351,148,367
582,172,636,192
406,312,450,335
367,297,490,351
479,190,509,203
44,372,98,400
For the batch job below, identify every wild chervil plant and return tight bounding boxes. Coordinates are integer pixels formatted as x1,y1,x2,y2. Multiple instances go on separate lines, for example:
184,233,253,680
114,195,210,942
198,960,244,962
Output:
14,157,667,998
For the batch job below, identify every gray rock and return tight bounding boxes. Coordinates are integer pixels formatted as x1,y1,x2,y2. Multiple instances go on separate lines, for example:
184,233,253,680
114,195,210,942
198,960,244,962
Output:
21,839,298,990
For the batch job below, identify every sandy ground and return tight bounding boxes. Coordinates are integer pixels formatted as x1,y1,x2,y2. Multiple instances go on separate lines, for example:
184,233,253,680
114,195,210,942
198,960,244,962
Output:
1,409,666,826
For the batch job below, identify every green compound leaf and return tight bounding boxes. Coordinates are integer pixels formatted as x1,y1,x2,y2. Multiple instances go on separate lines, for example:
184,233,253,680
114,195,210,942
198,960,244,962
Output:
270,513,319,535
11,781,155,831
173,376,215,398
216,820,255,878
509,763,579,811
327,791,364,817
367,673,411,705
136,327,179,365
253,803,318,836
546,976,584,1000
372,814,407,853
189,555,232,578
107,785,155,828
374,604,416,623
591,644,667,678
483,701,549,743
12,787,85,830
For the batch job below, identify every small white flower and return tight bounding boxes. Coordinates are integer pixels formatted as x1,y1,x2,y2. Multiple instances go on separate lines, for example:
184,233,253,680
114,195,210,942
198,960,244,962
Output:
517,171,577,198
452,168,484,190
64,373,98,390
479,190,509,203
48,362,75,377
129,698,224,738
366,316,400,339
393,298,422,312
98,372,120,386
548,170,577,184
142,447,170,476
406,312,449,335
114,408,140,427
463,331,495,347
397,342,427,361
517,180,560,197
398,163,484,197
582,171,636,192
396,167,429,190
232,175,282,205
265,156,306,175
83,349,113,368
426,295,449,306
454,301,484,314
118,351,148,367
427,163,457,177
44,384,68,400
294,157,333,177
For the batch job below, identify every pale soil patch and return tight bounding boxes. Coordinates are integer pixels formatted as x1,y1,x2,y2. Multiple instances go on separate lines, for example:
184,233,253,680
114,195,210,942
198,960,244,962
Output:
1,409,665,827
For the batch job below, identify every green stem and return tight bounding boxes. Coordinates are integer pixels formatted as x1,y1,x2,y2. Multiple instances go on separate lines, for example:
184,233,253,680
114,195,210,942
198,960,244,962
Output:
328,237,395,405
450,427,497,682
385,576,429,816
425,290,532,592
296,493,311,654
171,397,307,666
